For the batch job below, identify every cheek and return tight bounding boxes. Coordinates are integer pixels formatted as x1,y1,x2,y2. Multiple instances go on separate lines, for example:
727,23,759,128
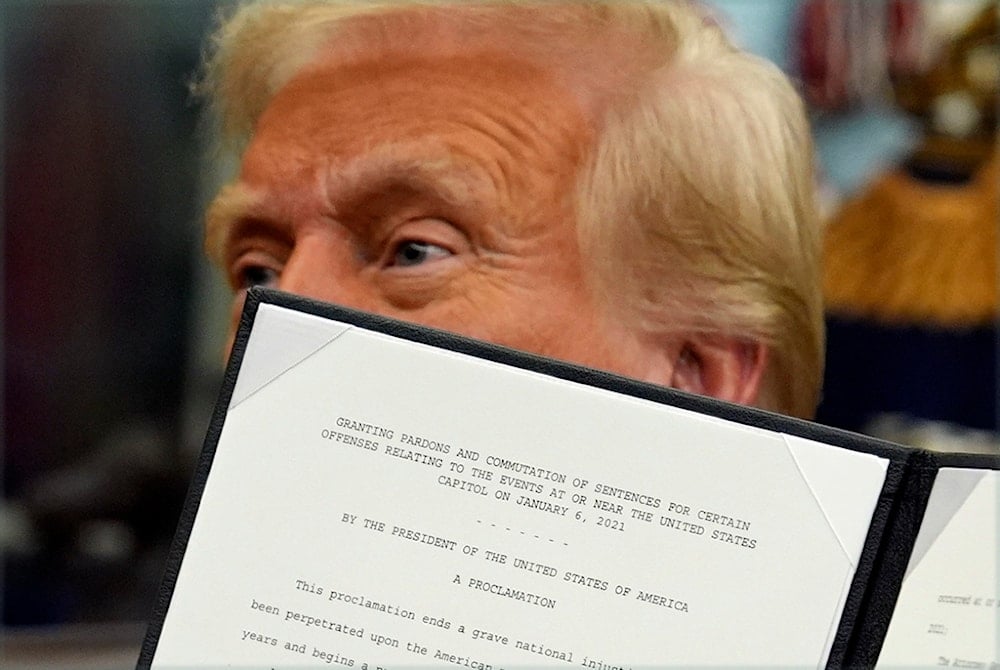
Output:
473,283,603,358
547,322,655,382
495,282,653,378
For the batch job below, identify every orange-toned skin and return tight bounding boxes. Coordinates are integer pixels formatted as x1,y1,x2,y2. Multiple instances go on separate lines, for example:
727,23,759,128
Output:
211,50,765,403
214,54,680,384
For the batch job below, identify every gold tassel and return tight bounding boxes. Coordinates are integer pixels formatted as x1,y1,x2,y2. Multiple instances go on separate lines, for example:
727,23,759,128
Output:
823,154,997,326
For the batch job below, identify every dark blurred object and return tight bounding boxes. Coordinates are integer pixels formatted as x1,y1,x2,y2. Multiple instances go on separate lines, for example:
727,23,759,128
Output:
27,423,184,545
4,421,192,624
817,155,997,437
893,3,997,171
816,5,998,441
3,2,221,625
819,316,996,433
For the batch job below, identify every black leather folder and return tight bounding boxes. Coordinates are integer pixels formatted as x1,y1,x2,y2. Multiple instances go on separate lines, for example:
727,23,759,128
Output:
139,287,1000,669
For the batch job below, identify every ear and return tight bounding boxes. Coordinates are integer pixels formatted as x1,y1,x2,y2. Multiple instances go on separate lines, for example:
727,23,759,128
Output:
669,335,768,406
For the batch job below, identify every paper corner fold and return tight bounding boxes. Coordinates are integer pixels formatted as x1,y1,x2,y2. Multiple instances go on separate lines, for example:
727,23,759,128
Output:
904,468,990,579
229,303,351,409
782,434,890,566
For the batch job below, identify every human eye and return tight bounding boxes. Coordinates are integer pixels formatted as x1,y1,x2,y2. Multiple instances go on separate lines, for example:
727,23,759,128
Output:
228,249,283,291
238,263,280,289
388,239,454,268
379,218,467,271
370,217,471,308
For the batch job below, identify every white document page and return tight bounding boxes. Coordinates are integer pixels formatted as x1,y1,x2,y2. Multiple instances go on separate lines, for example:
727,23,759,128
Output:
877,468,999,669
150,303,890,669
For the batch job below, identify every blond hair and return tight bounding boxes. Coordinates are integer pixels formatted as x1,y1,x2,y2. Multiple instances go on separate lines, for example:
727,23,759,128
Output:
199,0,824,418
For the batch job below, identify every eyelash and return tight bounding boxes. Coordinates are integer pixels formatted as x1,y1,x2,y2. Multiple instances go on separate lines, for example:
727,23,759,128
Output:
228,247,284,292
225,218,463,292
238,264,279,289
386,238,453,268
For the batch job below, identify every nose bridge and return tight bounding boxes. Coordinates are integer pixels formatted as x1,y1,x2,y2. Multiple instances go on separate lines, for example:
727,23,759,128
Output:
277,233,357,307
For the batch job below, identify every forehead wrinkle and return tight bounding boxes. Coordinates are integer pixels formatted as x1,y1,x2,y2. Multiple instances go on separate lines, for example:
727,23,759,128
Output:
321,140,489,216
255,54,592,221
205,182,263,264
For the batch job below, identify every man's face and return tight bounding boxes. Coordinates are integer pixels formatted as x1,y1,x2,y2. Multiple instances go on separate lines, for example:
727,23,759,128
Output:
210,50,666,381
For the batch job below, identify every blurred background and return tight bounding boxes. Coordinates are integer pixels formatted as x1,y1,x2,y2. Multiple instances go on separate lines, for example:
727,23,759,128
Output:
1,0,996,666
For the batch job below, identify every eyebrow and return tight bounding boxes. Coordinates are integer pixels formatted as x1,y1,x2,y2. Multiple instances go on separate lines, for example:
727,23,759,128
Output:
204,181,264,265
204,141,492,265
322,143,488,218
